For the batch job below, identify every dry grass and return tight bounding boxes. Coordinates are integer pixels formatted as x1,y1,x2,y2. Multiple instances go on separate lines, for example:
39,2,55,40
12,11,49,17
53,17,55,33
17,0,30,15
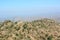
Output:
0,18,60,40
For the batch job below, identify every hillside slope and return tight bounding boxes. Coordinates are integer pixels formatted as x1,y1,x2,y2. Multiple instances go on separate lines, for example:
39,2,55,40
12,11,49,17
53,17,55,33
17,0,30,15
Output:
0,18,60,40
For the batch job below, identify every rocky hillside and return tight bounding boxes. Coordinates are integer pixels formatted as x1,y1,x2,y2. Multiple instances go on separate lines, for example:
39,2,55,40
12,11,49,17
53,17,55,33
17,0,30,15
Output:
0,18,60,40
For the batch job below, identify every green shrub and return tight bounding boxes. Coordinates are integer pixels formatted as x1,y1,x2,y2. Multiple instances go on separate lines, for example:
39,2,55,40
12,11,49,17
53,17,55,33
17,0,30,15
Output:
47,35,53,40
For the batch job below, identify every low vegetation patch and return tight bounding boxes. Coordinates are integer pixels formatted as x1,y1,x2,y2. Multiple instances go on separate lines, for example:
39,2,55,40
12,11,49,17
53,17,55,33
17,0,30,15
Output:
0,18,60,40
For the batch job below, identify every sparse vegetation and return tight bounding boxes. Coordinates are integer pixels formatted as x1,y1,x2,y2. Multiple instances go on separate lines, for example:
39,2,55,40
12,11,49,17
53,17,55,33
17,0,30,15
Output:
0,18,60,40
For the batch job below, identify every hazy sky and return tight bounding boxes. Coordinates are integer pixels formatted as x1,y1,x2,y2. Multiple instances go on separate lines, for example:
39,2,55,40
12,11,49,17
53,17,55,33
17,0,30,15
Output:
0,0,60,19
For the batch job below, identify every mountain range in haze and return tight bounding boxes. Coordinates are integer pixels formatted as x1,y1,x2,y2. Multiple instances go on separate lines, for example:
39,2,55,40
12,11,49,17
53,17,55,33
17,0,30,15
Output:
0,16,60,23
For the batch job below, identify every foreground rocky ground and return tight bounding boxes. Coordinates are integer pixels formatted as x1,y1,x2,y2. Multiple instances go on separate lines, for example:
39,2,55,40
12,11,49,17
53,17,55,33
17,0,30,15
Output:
0,18,60,40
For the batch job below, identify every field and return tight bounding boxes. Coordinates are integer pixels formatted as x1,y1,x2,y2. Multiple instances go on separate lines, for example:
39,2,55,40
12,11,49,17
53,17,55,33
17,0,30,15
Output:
0,18,60,40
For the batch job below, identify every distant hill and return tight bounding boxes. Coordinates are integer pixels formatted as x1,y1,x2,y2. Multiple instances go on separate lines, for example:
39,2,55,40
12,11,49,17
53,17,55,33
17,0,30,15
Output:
0,18,60,40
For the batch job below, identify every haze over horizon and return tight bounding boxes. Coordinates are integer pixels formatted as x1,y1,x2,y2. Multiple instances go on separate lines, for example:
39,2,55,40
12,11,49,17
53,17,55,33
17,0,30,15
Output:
0,0,60,20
